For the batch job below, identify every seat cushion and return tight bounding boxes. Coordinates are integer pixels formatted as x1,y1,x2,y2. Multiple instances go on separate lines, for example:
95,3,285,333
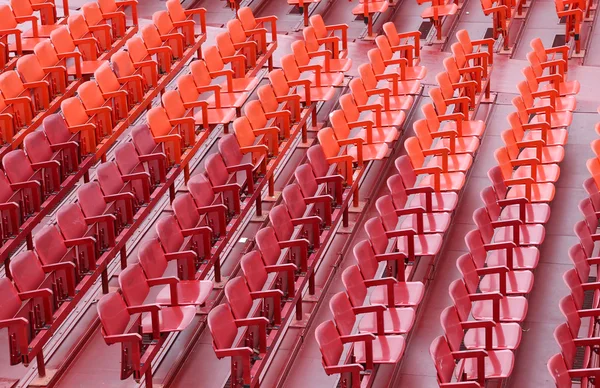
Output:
142,305,196,333
194,107,237,125
221,77,260,93
418,172,465,191
370,281,425,307
518,146,564,163
492,224,546,246
421,4,458,18
471,296,528,322
486,247,540,270
399,212,451,234
352,126,399,143
530,111,572,128
480,270,535,294
364,110,406,128
506,183,555,202
431,136,480,155
459,350,515,380
358,307,416,334
396,233,443,256
408,192,458,212
375,95,414,110
349,143,389,161
521,128,567,146
442,120,485,138
512,164,560,183
499,203,551,224
156,280,213,305
425,154,473,172
464,322,522,350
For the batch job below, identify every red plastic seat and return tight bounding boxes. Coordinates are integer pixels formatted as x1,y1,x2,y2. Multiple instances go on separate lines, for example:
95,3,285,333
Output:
405,136,472,173
348,77,413,113
282,183,332,226
16,54,66,101
96,160,149,205
291,39,351,74
155,214,212,261
340,266,416,335
526,51,580,96
488,165,555,203
374,33,426,81
507,109,568,147
3,149,60,198
240,250,297,297
318,126,388,164
203,45,257,91
375,194,451,234
422,102,485,139
225,276,283,325
358,63,421,96
33,224,95,275
393,157,459,211
413,118,480,156
457,252,533,297
280,53,337,99
480,186,551,224
187,60,249,109
440,306,515,379
554,321,599,379
307,15,346,59
401,144,466,191
353,239,426,307
430,335,488,387
77,181,134,229
449,278,528,323
473,207,545,246
339,94,404,135
548,353,600,388
56,202,115,251
331,108,397,145
518,74,576,113
465,228,540,271
316,319,404,373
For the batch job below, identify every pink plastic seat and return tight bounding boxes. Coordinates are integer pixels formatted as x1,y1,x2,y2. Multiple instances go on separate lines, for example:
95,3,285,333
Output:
375,194,451,234
225,276,283,325
465,228,540,271
240,250,297,297
480,186,551,224
473,207,545,246
450,279,528,323
488,165,555,203
353,239,425,307
457,253,533,296
391,164,459,212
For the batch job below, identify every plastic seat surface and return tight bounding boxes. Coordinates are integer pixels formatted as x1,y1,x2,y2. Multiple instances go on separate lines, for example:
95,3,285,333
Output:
369,282,425,307
396,233,443,256
399,213,451,233
421,4,458,18
358,308,416,334
492,224,546,245
471,296,528,322
351,1,389,14
464,323,523,350
417,172,465,191
441,120,485,137
457,350,515,380
140,305,196,334
485,247,540,269
506,183,555,202
353,335,405,364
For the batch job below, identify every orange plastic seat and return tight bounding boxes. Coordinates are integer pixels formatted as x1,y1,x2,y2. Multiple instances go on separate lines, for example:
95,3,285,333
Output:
153,10,194,50
146,106,195,148
336,99,401,142
359,63,421,96
169,86,235,128
126,35,172,74
50,26,107,76
67,13,110,53
526,51,580,96
237,7,277,52
97,0,138,38
405,136,472,172
318,126,388,164
495,146,560,184
0,4,44,54
307,15,346,59
187,60,248,109
488,165,555,203
422,103,485,139
375,34,426,81
519,71,576,112
348,77,413,114
413,118,480,155
292,39,351,75
507,109,567,147
419,0,458,40
111,50,157,92
141,24,183,61
203,45,258,92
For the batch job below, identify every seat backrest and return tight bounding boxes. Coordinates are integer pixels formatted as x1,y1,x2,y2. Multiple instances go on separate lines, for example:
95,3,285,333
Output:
269,204,294,241
43,114,71,145
316,127,341,159
0,278,22,320
480,186,501,220
464,229,487,269
61,97,90,127
455,29,473,54
329,110,351,140
584,177,600,211
430,336,456,384
487,166,508,200
0,5,18,30
338,95,360,123
558,295,581,340
294,164,318,198
77,182,107,217
394,156,417,188
237,7,257,30
189,60,212,87
500,130,519,160
375,195,398,231
306,145,330,178
579,197,598,232
302,26,320,52
382,22,400,46
554,322,577,368
16,55,45,83
118,263,150,307
78,81,106,110
404,137,425,169
363,217,389,255
97,162,125,196
215,32,235,58
455,253,479,294
367,48,386,76
138,238,168,278
10,0,34,18
547,353,574,388
203,46,225,73
82,2,103,26
114,143,141,175
568,243,590,285
98,292,130,337
243,100,268,130
153,11,174,35
375,35,394,60
156,215,184,253
50,26,76,54
574,220,594,258
386,174,408,210
98,0,118,13
112,51,135,78
506,111,525,142
529,38,547,63
587,158,600,190
309,15,327,39
166,0,186,22
357,63,377,90
10,251,44,292
255,227,281,266
348,78,369,106
353,239,378,280
282,184,306,219
256,85,279,116
147,107,173,137
435,72,455,102
126,36,150,63
23,131,53,164
141,25,163,49
204,153,229,187
131,124,157,156
224,276,253,319
314,320,343,368
34,41,60,69
227,19,246,44
268,69,291,98
290,41,310,66
341,265,368,306
187,173,215,207
68,14,90,39
56,203,88,240
0,71,24,99
172,193,200,230
162,90,187,120
34,225,68,265
3,150,34,184
329,292,357,336
448,279,472,321
439,305,464,352
0,172,14,203
95,62,122,94
232,117,257,148
218,134,244,167
177,74,200,104
207,303,238,350
472,207,494,243
563,268,584,309
280,54,301,82
240,250,268,292
413,119,434,150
